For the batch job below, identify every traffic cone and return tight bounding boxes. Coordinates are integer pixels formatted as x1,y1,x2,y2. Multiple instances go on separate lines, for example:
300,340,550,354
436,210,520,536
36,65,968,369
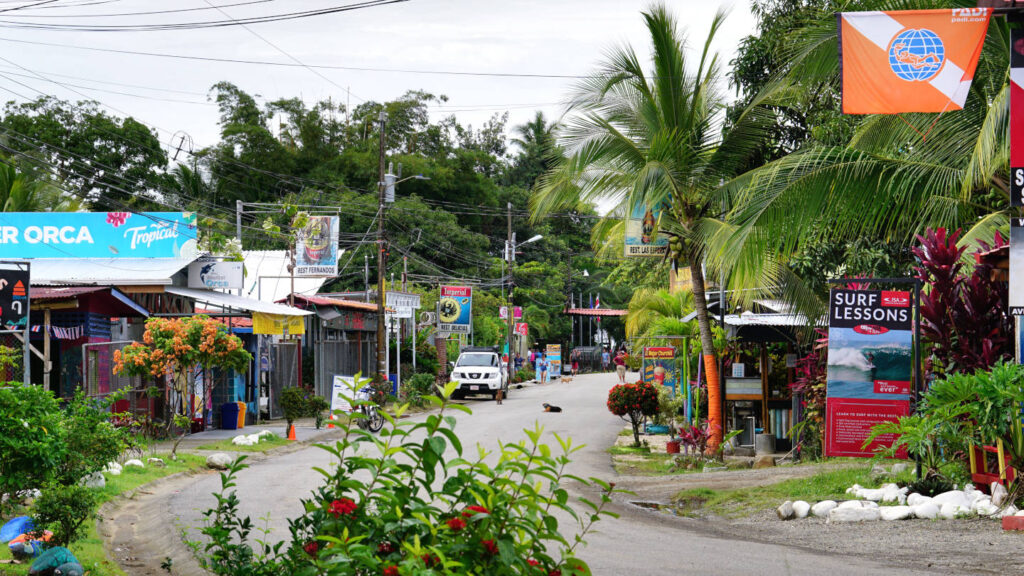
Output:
287,424,297,441
327,414,336,429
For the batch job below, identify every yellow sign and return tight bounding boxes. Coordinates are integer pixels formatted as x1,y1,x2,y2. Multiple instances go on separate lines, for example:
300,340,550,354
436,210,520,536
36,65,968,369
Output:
252,313,305,335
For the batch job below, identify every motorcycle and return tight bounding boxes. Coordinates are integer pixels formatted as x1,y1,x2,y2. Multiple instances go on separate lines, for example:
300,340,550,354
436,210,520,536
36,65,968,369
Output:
353,386,384,433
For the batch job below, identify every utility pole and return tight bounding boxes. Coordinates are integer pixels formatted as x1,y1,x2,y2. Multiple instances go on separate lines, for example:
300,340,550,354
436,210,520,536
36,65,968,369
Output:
567,251,573,349
364,254,369,302
236,200,243,297
506,202,514,370
376,109,388,379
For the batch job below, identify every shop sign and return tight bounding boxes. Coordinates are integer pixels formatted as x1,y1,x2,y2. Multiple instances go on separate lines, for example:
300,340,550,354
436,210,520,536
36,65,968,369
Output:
825,288,912,458
499,306,523,320
642,347,677,389
0,268,29,327
0,212,197,259
252,312,305,336
545,344,561,382
295,216,339,277
439,285,472,334
188,261,243,290
625,202,668,257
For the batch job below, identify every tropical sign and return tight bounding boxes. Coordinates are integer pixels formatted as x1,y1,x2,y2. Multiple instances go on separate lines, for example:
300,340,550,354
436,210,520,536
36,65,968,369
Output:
546,344,561,382
624,202,668,257
825,288,912,458
642,347,677,390
838,9,991,114
0,212,197,259
439,285,472,334
295,216,339,277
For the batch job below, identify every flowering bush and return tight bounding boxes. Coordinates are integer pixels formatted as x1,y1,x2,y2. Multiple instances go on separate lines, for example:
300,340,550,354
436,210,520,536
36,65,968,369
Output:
197,378,615,575
607,381,659,446
114,316,251,378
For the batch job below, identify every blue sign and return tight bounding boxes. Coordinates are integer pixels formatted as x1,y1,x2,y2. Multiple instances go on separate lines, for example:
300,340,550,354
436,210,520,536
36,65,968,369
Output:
0,212,198,259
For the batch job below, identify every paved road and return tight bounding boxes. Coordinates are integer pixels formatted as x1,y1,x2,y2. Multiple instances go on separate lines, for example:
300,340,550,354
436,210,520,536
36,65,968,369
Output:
164,372,940,576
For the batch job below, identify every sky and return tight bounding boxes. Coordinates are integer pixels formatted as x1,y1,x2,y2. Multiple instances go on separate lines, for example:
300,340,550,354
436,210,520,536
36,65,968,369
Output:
0,0,758,158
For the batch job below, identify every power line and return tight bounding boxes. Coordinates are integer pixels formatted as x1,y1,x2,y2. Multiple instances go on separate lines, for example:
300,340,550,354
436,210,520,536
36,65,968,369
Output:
0,36,587,79
3,0,278,18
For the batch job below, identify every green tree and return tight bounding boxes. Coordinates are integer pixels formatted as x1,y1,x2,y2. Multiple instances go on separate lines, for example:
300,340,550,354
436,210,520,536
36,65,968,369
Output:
0,96,167,207
532,5,769,446
0,153,82,211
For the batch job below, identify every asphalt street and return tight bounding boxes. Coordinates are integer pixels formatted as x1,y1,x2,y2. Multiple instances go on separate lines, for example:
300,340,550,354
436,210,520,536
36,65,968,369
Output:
167,372,941,575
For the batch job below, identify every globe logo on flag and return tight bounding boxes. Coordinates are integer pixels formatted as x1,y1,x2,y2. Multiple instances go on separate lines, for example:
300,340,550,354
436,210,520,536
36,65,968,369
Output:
888,28,945,81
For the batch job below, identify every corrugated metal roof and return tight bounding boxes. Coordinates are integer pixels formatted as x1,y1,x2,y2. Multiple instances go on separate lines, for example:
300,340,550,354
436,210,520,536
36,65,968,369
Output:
724,313,824,327
287,294,379,312
196,307,254,328
240,250,327,303
165,286,312,317
30,257,194,285
32,286,107,300
565,308,627,317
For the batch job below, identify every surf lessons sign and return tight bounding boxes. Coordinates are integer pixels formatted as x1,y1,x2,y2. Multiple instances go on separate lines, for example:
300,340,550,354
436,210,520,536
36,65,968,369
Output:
0,212,197,259
825,288,912,458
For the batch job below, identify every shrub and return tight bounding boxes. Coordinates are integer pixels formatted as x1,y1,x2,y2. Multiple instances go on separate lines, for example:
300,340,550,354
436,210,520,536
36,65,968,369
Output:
368,374,393,405
607,381,659,446
57,389,126,484
515,367,535,382
307,396,330,430
653,386,682,427
196,379,615,575
280,387,308,431
32,483,97,547
401,373,435,408
0,383,64,514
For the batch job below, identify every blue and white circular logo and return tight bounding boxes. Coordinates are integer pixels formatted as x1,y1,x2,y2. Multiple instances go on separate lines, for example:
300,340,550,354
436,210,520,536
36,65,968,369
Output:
888,28,945,82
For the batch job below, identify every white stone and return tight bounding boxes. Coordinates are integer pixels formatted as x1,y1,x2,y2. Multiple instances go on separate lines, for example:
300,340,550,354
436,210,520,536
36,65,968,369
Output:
258,430,274,437
879,506,913,521
123,459,144,468
907,493,932,507
1013,509,1024,517
932,490,971,509
246,434,262,444
913,502,940,519
837,500,866,510
938,503,970,519
147,458,165,467
845,484,862,495
104,461,122,475
890,463,910,475
206,453,233,470
828,507,880,523
78,472,105,490
861,501,879,508
991,483,1008,507
811,500,837,518
975,501,999,516
777,500,795,520
859,488,885,502
792,501,810,519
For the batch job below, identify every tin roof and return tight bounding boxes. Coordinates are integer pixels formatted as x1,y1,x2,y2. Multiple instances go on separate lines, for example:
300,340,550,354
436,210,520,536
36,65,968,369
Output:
285,294,380,312
29,257,194,286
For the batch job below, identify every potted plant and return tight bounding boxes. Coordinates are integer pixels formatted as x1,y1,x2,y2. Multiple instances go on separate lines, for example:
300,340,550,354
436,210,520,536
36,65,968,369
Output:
647,387,681,436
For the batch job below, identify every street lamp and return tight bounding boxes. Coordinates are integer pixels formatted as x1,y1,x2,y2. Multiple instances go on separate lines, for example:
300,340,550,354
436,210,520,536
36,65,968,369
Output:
384,173,430,203
506,233,543,379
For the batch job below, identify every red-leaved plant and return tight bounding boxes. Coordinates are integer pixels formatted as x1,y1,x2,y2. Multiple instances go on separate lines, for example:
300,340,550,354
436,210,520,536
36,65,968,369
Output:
912,228,1011,376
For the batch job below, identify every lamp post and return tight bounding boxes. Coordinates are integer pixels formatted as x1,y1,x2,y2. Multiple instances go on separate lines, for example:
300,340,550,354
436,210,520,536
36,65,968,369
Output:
505,212,541,381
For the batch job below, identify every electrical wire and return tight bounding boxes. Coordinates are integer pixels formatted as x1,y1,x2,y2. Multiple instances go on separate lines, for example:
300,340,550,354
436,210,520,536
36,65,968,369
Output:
3,0,278,18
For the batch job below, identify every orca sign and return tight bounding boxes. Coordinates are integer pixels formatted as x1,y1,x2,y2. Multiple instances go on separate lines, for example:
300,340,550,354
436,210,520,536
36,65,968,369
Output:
0,212,198,259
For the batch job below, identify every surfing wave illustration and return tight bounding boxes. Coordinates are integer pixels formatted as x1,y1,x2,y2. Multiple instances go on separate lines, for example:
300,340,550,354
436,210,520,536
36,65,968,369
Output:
828,345,911,382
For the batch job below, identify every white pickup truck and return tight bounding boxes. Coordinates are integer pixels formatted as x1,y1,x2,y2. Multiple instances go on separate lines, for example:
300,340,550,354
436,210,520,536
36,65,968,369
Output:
449,347,508,400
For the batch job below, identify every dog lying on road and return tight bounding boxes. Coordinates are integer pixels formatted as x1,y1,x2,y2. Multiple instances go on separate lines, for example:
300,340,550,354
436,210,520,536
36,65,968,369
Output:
542,403,562,413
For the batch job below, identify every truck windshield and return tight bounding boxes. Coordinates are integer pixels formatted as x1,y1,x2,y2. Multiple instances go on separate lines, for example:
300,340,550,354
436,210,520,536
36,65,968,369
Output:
457,353,497,367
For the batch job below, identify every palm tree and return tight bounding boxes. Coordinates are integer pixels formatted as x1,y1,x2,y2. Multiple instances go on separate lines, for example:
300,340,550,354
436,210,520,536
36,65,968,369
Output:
626,288,698,344
531,5,770,446
0,154,81,212
705,0,1011,313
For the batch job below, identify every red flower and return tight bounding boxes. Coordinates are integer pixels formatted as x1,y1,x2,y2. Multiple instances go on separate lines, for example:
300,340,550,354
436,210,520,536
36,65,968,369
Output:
549,571,562,576
303,541,319,556
462,505,490,517
382,565,399,576
481,539,498,555
421,554,439,567
106,212,131,227
377,541,395,555
328,498,357,517
527,559,540,566
446,517,467,531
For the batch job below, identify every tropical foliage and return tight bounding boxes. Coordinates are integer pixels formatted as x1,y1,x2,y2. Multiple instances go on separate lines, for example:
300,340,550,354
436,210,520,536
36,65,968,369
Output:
607,381,660,446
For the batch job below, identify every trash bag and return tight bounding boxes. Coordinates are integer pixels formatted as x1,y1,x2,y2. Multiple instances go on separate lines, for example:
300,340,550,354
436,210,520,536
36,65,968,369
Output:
28,546,78,576
54,562,84,576
9,531,53,545
9,539,43,560
0,516,34,543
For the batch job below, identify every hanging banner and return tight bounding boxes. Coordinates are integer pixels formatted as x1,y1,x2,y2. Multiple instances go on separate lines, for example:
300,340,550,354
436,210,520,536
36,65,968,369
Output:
625,202,669,257
295,216,339,277
438,285,472,334
546,344,561,381
1012,28,1024,206
252,312,306,336
499,306,523,320
1012,218,1024,316
0,268,29,327
642,347,677,390
825,289,912,458
838,9,991,114
0,212,197,259
188,261,244,290
514,322,528,336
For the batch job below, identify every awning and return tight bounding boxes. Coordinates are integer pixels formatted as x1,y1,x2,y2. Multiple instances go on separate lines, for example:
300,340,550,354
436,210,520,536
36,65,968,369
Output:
164,286,312,317
30,257,195,286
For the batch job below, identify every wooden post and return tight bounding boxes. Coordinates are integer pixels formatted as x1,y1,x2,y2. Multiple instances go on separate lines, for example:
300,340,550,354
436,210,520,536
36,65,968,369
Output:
43,309,51,391
760,343,769,434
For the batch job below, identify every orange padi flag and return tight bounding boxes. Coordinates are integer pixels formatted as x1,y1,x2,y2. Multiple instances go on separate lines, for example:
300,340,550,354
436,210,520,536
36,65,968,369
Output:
839,8,992,114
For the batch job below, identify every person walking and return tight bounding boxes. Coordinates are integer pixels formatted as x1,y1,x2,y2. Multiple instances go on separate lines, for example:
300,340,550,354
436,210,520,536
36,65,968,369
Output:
613,349,628,384
570,349,580,377
601,348,611,372
537,353,548,383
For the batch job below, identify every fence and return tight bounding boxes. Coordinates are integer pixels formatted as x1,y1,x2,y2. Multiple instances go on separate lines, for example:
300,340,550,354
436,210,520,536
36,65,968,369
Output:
316,335,374,398
269,341,298,420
